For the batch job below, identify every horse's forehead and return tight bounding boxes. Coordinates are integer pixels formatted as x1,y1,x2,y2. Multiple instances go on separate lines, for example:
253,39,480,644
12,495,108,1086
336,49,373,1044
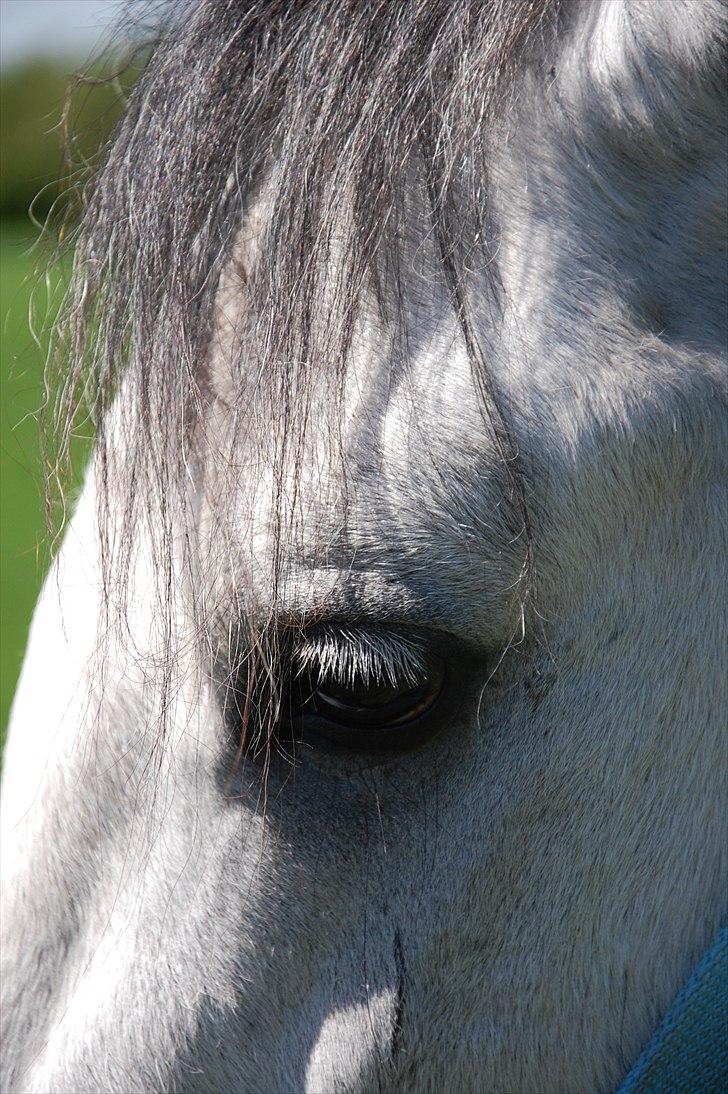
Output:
203,258,524,637
212,219,501,502
200,0,728,622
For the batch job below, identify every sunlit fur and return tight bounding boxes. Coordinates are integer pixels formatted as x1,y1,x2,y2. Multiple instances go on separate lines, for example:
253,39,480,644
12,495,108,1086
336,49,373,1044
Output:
2,1,727,1092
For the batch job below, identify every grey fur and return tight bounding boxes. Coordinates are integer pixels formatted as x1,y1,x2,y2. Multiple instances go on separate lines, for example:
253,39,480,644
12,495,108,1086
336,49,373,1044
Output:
2,2,727,1092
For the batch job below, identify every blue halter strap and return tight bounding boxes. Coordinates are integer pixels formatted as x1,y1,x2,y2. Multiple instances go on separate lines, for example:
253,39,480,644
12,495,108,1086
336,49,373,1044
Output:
616,925,728,1093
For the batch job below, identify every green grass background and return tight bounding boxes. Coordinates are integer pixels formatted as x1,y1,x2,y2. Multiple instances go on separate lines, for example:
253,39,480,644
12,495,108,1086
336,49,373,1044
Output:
0,219,70,741
1,59,126,747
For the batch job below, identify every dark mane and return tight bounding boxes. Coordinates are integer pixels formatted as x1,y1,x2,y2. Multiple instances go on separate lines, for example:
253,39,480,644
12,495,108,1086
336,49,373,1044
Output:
49,0,556,740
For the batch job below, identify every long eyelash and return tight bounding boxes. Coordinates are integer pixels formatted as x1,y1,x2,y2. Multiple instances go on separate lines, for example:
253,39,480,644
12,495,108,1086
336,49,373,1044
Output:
294,627,426,688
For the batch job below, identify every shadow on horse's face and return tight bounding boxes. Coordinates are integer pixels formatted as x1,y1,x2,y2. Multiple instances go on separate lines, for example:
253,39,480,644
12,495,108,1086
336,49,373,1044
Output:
2,2,726,1092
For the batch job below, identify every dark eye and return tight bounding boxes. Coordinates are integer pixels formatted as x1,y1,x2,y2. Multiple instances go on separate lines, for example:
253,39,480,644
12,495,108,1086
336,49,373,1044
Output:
287,652,446,750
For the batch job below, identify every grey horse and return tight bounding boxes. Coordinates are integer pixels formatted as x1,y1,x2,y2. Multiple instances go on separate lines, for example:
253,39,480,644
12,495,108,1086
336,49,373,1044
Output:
2,1,726,1091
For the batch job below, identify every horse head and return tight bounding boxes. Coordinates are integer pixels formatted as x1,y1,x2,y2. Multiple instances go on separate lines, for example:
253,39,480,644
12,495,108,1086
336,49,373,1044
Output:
2,2,726,1091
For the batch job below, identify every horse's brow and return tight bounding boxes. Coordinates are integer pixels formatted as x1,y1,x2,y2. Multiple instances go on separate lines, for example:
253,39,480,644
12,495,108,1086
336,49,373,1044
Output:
261,574,435,636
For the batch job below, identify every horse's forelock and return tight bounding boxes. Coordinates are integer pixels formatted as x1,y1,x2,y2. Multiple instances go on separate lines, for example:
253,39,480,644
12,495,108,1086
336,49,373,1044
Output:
48,0,556,744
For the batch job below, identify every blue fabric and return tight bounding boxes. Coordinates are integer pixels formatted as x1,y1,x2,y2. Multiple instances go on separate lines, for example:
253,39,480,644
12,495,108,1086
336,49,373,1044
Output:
617,926,728,1093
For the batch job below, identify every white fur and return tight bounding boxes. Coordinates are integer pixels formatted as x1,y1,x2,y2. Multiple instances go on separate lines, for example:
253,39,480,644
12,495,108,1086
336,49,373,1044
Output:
2,3,726,1092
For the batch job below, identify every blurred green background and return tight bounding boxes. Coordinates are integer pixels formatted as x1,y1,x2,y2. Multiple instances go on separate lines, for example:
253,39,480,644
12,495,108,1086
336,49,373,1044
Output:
0,216,60,743
1,2,135,743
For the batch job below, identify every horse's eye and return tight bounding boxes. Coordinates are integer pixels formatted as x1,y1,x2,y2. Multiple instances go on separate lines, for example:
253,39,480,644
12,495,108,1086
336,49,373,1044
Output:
289,654,446,747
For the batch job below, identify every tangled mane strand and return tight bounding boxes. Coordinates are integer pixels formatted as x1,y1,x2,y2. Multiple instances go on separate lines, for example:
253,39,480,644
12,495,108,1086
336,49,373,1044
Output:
48,0,557,749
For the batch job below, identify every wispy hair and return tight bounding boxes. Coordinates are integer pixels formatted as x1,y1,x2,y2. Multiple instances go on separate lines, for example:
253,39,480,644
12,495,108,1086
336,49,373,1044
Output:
46,0,555,752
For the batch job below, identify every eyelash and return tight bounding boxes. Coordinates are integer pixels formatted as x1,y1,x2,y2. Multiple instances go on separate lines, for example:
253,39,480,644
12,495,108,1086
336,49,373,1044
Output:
293,626,427,689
